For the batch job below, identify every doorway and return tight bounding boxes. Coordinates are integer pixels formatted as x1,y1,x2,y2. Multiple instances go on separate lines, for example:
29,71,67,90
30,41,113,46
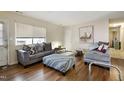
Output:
109,21,124,59
0,22,8,66
109,26,121,50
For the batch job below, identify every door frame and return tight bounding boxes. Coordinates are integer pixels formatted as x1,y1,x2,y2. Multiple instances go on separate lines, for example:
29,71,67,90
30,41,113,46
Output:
0,19,9,66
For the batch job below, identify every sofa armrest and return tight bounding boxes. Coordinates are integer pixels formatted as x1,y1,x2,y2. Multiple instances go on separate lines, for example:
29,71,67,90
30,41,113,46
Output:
17,50,30,66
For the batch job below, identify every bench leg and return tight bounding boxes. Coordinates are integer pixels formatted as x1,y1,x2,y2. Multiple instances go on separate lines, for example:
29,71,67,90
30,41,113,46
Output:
62,71,68,76
43,64,46,67
73,65,75,69
62,73,66,76
24,65,28,69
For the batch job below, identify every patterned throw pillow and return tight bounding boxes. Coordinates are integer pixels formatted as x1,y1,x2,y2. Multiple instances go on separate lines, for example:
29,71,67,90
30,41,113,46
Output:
97,44,108,53
101,44,108,53
33,46,38,54
97,44,104,51
23,45,37,55
23,45,31,51
29,47,36,55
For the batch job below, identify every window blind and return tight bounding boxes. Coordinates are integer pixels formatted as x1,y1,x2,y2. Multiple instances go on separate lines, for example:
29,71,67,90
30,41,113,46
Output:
15,23,46,38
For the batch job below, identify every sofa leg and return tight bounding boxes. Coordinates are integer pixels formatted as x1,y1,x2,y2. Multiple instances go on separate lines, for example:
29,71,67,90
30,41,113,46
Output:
105,67,110,70
24,66,28,69
84,62,87,65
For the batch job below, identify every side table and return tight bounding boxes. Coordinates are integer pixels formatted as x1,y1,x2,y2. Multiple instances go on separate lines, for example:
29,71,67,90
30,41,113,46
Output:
75,50,83,57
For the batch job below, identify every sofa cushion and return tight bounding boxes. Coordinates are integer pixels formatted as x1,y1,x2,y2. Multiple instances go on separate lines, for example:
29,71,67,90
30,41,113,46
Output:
84,50,110,62
35,52,46,58
34,50,55,58
29,52,48,59
43,51,54,56
29,54,37,60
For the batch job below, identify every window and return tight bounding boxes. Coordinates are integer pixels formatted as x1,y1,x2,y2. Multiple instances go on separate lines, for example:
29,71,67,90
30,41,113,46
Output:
33,37,45,44
16,37,32,45
0,23,3,45
15,23,46,45
16,37,45,45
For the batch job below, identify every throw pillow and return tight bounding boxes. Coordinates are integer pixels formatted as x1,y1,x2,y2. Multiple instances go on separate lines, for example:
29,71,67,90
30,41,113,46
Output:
23,45,31,51
29,47,36,55
100,44,108,53
33,46,38,54
103,44,109,50
44,43,52,51
97,44,108,53
35,43,44,53
97,44,104,51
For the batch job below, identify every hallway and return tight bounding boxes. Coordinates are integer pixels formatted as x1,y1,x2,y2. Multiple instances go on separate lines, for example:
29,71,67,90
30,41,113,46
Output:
110,48,124,59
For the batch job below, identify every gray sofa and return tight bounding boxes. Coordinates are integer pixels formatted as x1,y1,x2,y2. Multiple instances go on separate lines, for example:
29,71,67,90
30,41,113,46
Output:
84,42,111,68
17,42,55,67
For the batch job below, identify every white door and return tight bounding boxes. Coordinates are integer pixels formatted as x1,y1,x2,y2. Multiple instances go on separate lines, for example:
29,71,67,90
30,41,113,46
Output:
0,22,8,66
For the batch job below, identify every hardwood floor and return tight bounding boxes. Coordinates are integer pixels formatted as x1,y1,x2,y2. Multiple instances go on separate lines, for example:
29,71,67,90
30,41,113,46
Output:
0,57,124,81
110,48,124,59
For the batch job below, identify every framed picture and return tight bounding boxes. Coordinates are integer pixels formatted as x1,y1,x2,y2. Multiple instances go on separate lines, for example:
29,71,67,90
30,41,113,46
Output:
79,25,94,43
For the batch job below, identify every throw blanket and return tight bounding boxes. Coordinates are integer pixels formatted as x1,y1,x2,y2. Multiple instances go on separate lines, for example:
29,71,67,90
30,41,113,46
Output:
43,54,75,73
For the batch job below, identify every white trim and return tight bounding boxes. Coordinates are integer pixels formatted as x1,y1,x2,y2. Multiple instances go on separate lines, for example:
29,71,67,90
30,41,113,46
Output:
0,19,9,66
8,61,18,65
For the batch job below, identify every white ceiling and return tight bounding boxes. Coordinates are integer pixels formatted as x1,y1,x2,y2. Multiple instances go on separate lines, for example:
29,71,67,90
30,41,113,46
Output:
21,11,113,26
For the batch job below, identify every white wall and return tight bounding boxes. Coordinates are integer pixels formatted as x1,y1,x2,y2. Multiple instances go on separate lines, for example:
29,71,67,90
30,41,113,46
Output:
64,17,109,50
0,11,64,65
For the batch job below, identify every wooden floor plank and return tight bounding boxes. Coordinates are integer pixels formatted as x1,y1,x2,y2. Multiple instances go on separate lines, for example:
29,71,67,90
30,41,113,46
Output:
0,57,124,81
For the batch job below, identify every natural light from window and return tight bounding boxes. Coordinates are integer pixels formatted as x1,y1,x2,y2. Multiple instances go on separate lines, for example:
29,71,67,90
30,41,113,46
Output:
0,23,3,45
16,37,45,45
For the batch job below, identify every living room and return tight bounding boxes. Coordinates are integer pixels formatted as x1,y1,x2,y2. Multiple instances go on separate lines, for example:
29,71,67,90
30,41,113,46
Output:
0,11,124,81
1,0,124,93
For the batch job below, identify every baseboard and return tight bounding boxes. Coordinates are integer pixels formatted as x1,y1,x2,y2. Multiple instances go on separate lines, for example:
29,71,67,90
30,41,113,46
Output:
8,61,18,65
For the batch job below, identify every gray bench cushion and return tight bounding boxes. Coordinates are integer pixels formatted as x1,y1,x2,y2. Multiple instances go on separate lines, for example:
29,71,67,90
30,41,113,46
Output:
43,54,75,73
84,50,110,63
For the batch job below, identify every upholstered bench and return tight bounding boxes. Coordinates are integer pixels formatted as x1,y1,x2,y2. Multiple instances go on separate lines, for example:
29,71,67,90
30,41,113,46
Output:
43,54,75,75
